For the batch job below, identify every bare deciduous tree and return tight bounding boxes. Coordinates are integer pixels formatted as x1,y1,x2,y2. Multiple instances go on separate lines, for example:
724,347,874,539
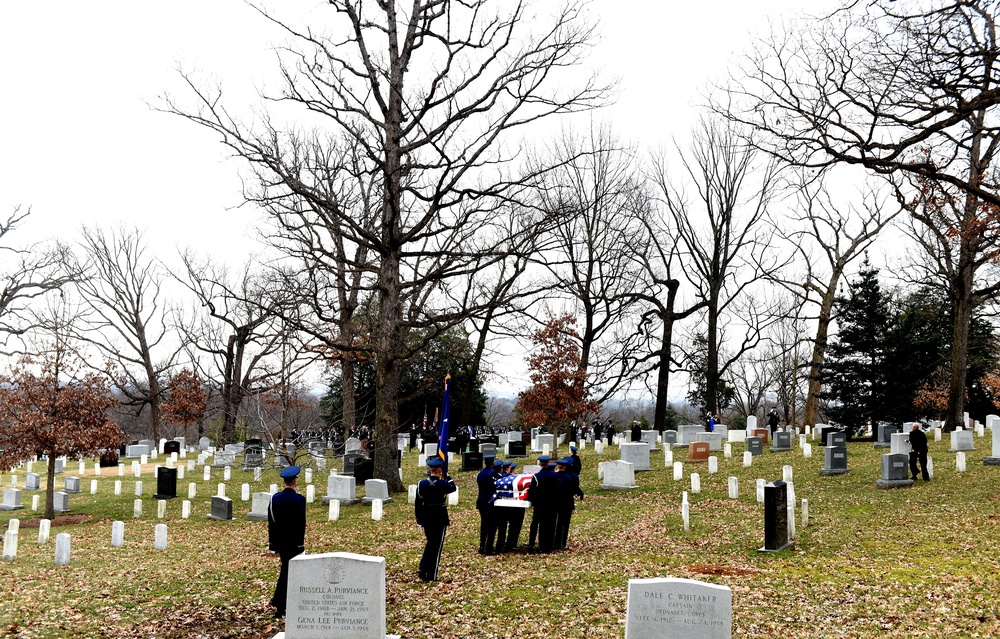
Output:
651,118,783,416
772,178,899,426
76,226,181,442
724,0,1000,429
0,208,79,343
533,126,646,403
165,0,609,490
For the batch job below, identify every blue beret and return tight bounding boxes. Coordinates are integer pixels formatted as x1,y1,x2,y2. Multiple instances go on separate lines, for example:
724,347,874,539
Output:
279,465,300,479
427,457,445,468
538,455,551,462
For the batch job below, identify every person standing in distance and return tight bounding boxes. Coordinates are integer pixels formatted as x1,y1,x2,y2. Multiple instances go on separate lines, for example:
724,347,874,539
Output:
909,422,930,481
475,455,500,555
268,465,306,618
415,457,456,582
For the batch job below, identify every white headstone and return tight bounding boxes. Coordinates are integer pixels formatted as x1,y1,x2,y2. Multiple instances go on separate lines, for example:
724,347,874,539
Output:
682,501,690,531
957,452,967,472
217,483,226,497
707,457,718,474
448,489,459,506
285,552,387,639
306,484,316,503
371,499,383,521
620,442,651,471
803,443,813,458
329,499,340,521
111,520,125,547
188,483,197,499
38,519,50,544
154,523,168,550
601,460,637,489
782,465,793,483
54,533,71,566
114,480,122,495
182,500,191,519
157,499,166,519
673,461,683,481
728,476,739,499
690,473,701,494
663,448,673,466
756,478,765,503
2,531,17,561
801,498,809,527
724,443,732,458
133,499,143,518
743,451,752,468
31,495,39,511
625,578,732,639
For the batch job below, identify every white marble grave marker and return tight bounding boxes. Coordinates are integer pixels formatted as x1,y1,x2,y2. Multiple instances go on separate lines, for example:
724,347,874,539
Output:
217,483,226,497
182,500,191,519
284,552,387,639
157,500,166,518
54,533,71,566
371,499,383,521
329,499,340,521
756,478,765,503
38,519,50,544
625,578,731,639
111,520,125,547
708,457,718,474
135,481,143,497
673,461,683,481
133,499,143,518
154,523,168,550
690,473,701,494
743,451,752,468
3,531,17,561
728,476,739,499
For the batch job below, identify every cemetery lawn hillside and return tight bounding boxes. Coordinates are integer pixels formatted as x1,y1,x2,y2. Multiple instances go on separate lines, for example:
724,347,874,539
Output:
1,437,999,639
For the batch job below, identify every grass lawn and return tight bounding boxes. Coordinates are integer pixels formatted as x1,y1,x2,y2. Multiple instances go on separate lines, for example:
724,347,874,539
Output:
1,431,998,639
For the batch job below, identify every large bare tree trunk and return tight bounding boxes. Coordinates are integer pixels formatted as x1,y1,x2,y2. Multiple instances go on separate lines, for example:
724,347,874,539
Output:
803,281,838,427
653,282,679,432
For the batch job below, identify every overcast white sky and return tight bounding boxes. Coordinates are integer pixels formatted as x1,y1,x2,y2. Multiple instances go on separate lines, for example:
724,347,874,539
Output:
0,0,838,396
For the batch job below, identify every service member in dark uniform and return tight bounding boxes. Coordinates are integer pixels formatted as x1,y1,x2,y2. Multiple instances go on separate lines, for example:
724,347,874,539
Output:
569,445,582,476
501,462,526,552
415,457,456,581
553,457,584,550
476,455,500,554
529,458,560,553
268,465,306,618
527,455,549,550
909,422,930,481
630,420,642,442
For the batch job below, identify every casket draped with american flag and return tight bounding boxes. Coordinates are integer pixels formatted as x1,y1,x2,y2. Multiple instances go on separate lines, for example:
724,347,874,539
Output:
493,472,535,508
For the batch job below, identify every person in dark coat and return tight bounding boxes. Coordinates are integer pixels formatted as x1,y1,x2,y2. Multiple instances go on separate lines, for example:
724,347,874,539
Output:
569,445,582,476
529,459,560,553
630,420,642,442
475,455,500,555
415,457,456,581
767,408,780,434
500,462,526,552
909,422,930,481
527,455,550,550
553,457,584,550
268,465,306,618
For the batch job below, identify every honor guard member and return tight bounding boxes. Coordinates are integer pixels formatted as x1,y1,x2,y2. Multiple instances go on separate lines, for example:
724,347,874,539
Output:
268,465,306,618
553,457,584,550
415,457,456,582
528,456,560,553
476,455,500,555
569,445,582,476
527,455,550,551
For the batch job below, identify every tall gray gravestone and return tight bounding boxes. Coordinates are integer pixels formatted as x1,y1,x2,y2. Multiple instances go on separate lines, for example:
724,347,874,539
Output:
619,442,651,471
876,453,914,489
875,423,899,449
820,445,849,476
770,431,792,452
278,552,399,639
625,577,732,639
